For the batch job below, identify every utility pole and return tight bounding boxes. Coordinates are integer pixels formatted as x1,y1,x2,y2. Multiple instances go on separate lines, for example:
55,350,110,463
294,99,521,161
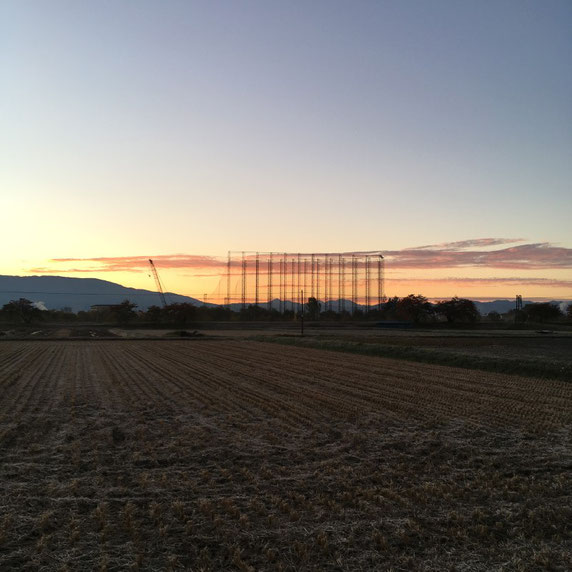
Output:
300,289,304,335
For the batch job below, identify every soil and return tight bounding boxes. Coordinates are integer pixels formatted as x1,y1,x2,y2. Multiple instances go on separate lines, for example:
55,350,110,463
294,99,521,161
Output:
0,340,570,570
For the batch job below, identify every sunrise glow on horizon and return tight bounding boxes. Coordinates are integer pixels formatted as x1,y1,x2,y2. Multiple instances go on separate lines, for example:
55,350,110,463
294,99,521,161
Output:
2,1,571,303
15,238,572,303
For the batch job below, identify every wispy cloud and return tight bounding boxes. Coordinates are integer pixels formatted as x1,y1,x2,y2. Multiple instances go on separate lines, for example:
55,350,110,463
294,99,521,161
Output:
29,239,572,274
413,238,525,250
28,266,110,274
38,254,227,273
385,242,572,269
386,277,572,288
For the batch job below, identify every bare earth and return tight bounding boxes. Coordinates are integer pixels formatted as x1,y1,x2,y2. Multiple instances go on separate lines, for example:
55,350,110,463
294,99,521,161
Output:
0,340,571,571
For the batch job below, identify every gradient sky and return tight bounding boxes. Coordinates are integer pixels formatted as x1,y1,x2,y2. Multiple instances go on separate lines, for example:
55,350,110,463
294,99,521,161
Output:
2,0,571,301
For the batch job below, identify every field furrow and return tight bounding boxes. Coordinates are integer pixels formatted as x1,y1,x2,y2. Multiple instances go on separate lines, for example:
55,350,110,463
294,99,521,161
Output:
0,339,570,571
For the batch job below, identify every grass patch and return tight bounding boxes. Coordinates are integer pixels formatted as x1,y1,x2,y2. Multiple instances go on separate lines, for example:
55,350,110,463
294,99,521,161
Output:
253,335,572,382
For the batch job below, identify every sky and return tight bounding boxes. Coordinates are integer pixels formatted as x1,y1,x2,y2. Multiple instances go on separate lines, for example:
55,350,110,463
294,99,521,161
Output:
1,0,571,302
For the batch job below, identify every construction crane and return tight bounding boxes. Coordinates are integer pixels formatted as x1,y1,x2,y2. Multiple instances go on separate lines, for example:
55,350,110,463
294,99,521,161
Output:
148,259,168,307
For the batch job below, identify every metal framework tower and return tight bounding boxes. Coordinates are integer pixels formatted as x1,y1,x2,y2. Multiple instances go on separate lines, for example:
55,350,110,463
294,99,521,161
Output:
297,253,301,310
303,259,308,306
290,258,295,312
226,251,231,307
351,255,357,314
316,259,320,304
378,255,384,309
255,253,260,307
311,254,315,298
267,253,273,311
241,252,247,310
283,253,287,312
324,256,329,311
327,257,332,311
222,250,384,317
337,255,342,313
365,255,370,313
279,258,284,314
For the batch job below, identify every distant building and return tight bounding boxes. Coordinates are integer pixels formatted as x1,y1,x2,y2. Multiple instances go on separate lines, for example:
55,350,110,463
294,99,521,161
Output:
89,304,122,312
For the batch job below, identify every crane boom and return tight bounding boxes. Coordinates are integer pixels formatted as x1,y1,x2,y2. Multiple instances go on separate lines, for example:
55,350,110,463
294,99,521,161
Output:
149,259,167,307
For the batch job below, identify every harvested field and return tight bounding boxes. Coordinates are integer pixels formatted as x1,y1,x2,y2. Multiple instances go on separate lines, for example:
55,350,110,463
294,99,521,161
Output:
0,340,571,571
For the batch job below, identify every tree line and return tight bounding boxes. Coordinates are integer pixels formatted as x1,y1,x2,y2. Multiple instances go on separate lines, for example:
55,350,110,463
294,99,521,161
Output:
1,296,571,326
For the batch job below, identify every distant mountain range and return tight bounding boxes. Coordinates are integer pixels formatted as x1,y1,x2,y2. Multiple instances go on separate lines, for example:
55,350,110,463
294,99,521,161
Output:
471,300,529,314
471,299,569,314
0,275,202,312
0,275,568,314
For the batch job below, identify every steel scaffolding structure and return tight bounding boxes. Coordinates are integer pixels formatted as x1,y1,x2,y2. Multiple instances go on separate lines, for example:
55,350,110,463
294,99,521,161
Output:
224,251,385,314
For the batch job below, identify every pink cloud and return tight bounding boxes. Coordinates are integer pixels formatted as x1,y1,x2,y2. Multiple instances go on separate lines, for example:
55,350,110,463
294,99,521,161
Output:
29,267,110,274
413,238,526,250
385,242,572,269
44,254,227,273
29,239,572,275
386,277,572,288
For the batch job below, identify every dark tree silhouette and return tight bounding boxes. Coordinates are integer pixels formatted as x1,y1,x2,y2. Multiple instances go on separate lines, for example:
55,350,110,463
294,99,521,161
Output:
396,294,433,323
165,303,197,327
435,297,479,324
381,296,400,320
239,304,272,321
523,302,562,323
1,298,41,324
113,300,138,325
146,305,163,324
305,297,321,320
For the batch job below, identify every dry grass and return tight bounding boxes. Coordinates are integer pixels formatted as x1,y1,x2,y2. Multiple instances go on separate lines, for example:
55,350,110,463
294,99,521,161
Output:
0,340,571,570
